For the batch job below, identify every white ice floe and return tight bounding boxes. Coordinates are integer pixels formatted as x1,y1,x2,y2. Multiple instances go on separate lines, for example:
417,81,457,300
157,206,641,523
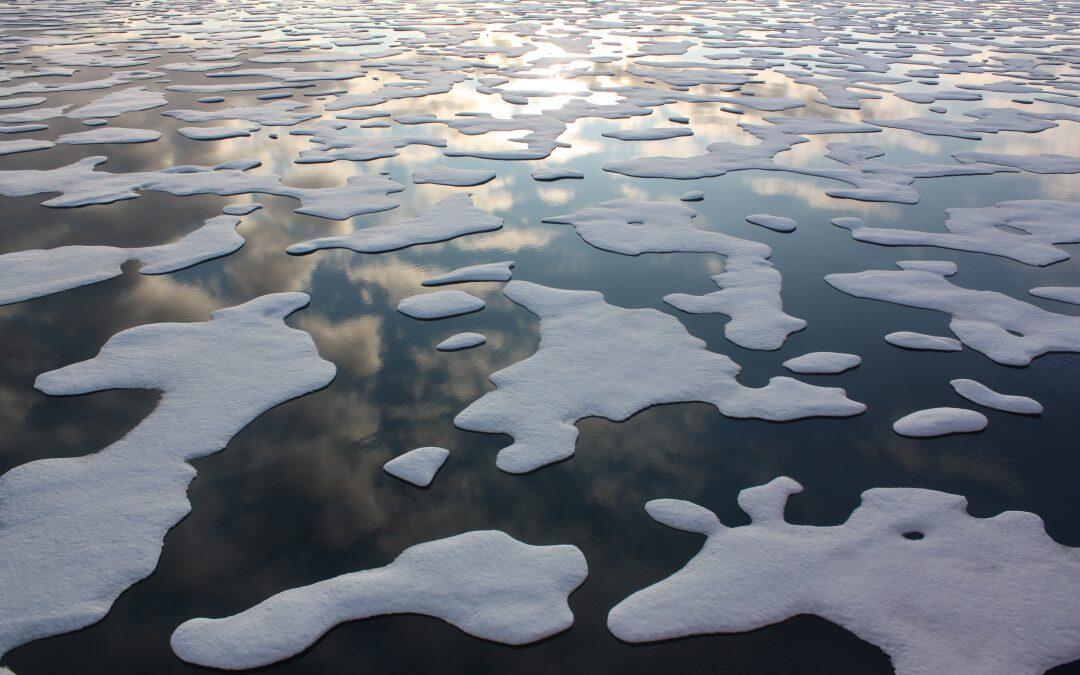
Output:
783,352,860,374
896,260,957,276
679,190,704,201
827,265,1080,366
1030,286,1080,305
437,332,487,351
288,193,501,254
543,200,804,350
608,477,1080,674
412,166,496,186
601,127,693,141
0,294,335,658
423,261,514,286
0,139,52,155
55,127,161,144
66,87,167,119
290,122,446,163
885,332,962,352
0,214,245,305
950,379,1042,415
162,101,319,126
532,167,584,181
455,282,863,473
893,407,988,437
953,151,1080,174
384,447,450,486
171,530,587,669
0,156,404,220
398,290,485,320
178,125,259,140
833,200,1080,266
746,213,796,232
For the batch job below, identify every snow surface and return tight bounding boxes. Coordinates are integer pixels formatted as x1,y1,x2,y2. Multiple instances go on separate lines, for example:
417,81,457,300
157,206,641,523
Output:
171,531,587,669
609,477,1080,674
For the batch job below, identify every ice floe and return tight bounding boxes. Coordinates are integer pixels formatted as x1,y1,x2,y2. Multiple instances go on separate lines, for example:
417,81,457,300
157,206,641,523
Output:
412,166,496,186
608,477,1080,673
783,352,861,375
455,282,863,473
423,261,514,286
398,290,485,320
746,214,796,233
0,294,335,657
171,531,586,669
436,332,487,352
950,379,1042,415
384,447,450,486
893,408,988,437
885,332,963,352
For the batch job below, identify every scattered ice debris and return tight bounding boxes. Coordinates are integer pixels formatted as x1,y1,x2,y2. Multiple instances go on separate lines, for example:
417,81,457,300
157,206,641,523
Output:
398,290,485,320
893,408,988,437
608,477,1080,674
544,201,804,350
950,379,1042,415
885,332,963,352
0,294,335,658
412,166,496,186
1030,286,1080,305
288,193,501,254
532,167,584,182
827,264,1080,366
0,156,404,221
833,201,1080,266
384,447,450,486
783,352,861,374
178,125,259,140
746,214,796,233
437,332,487,352
0,215,245,305
455,282,863,474
55,128,161,144
601,127,693,141
679,190,704,202
171,531,587,669
423,261,514,286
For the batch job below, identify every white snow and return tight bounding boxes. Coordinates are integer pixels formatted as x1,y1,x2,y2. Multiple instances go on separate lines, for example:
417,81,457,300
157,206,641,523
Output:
0,294,335,658
885,332,963,352
412,166,496,186
436,332,487,351
456,281,863,473
608,477,1080,674
950,379,1042,415
171,531,587,669
783,352,861,374
398,290,485,320
746,214,796,232
55,128,161,144
288,193,501,254
423,261,514,286
893,407,988,437
383,447,450,486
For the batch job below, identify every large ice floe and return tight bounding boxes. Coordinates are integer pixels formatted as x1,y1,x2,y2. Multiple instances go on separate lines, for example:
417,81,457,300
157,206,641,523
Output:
608,477,1080,674
287,193,502,254
171,531,587,669
0,214,246,305
455,282,863,473
542,201,804,350
826,264,1080,366
0,294,335,657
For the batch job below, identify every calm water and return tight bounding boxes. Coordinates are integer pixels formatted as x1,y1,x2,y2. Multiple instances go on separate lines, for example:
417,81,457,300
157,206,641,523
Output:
2,3,1080,673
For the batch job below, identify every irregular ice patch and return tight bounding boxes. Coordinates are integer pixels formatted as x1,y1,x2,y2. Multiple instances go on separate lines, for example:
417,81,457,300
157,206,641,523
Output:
398,290,485,320
171,531,586,669
162,101,318,126
0,139,52,155
1030,286,1080,305
601,127,693,141
893,408,988,437
383,447,450,486
423,261,514,286
885,332,962,352
746,214,796,233
412,166,496,186
455,282,863,473
543,200,804,350
608,477,1080,674
783,352,861,374
67,87,167,120
288,193,501,254
55,128,161,144
290,122,446,163
0,214,244,305
0,294,335,657
437,332,487,351
532,167,584,181
833,200,1080,266
827,265,1080,366
950,379,1042,415
178,125,259,141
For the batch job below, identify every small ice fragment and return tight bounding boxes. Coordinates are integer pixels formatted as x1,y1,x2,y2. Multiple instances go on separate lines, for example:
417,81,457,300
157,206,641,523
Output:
893,407,987,437
384,447,450,486
398,290,484,320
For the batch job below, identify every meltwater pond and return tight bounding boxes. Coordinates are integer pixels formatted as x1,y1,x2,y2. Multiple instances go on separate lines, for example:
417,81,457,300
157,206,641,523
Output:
2,1,1080,673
